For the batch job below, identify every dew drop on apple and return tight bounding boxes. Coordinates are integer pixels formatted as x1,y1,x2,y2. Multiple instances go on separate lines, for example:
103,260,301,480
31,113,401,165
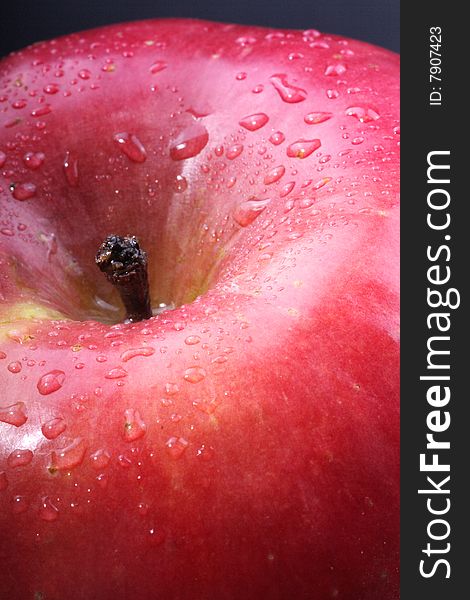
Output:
324,63,347,76
280,181,295,197
304,112,333,125
150,61,167,74
23,151,45,169
0,471,8,491
90,448,111,470
113,132,147,163
183,366,206,383
173,174,188,192
11,182,37,201
43,83,60,94
264,165,285,185
41,417,67,440
184,335,201,345
165,436,189,459
120,347,155,362
226,144,243,160
123,408,147,442
286,139,321,159
7,361,22,374
78,69,91,80
235,72,247,80
345,106,380,123
31,104,52,118
49,437,87,471
12,495,29,514
0,402,27,427
39,496,59,522
269,131,285,145
326,89,339,99
7,449,33,468
63,151,79,187
169,124,209,161
233,198,271,227
37,370,65,395
269,74,307,103
239,113,269,131
105,366,128,379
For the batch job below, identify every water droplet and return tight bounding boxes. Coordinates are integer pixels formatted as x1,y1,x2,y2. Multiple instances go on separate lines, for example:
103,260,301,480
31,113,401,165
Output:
37,370,65,395
326,89,339,99
149,61,167,74
288,52,304,61
123,408,147,442
0,471,8,491
239,113,269,131
165,436,189,459
226,144,244,160
87,450,109,472
114,133,147,163
324,63,347,76
105,366,128,379
78,69,91,80
31,105,52,118
280,181,295,197
12,99,27,109
184,366,206,383
270,74,307,103
0,402,27,427
170,124,209,161
264,165,285,185
41,417,66,440
345,106,380,123
23,151,45,169
39,496,59,521
299,198,315,209
63,151,79,186
269,131,285,146
252,84,264,94
8,449,33,468
7,361,22,373
236,72,247,80
233,198,271,227
184,335,201,345
43,83,59,94
304,112,333,125
11,182,37,201
165,382,179,396
173,174,188,192
312,177,332,190
49,437,86,471
286,139,321,159
352,137,364,145
12,495,29,514
120,347,155,362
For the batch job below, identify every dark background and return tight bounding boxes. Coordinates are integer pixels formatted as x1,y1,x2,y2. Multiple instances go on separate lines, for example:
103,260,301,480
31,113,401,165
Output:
0,0,399,58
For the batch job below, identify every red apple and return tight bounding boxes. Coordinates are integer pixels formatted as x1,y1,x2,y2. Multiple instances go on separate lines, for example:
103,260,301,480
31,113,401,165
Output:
0,19,399,600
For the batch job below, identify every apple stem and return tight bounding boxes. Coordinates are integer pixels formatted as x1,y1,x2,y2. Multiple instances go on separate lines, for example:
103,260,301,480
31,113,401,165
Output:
95,235,152,322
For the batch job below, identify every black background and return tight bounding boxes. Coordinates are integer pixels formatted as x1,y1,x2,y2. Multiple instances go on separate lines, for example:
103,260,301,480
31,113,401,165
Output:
0,0,399,58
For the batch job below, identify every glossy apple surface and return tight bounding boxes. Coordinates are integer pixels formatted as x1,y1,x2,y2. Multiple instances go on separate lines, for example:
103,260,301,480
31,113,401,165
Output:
0,19,399,600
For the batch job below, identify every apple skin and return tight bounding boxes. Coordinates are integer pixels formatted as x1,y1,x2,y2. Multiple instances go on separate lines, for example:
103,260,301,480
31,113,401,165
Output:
0,19,399,600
